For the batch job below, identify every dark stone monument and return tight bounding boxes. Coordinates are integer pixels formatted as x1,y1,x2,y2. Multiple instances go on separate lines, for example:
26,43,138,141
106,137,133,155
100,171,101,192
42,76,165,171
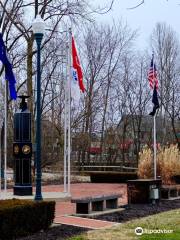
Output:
127,179,162,204
13,96,32,195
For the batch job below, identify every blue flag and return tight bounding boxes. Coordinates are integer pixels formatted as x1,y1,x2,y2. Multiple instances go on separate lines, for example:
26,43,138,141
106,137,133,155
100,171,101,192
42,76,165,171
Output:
0,33,17,100
149,86,159,116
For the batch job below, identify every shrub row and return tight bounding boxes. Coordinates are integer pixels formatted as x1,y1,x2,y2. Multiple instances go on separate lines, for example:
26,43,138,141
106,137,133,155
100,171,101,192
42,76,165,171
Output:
0,199,55,239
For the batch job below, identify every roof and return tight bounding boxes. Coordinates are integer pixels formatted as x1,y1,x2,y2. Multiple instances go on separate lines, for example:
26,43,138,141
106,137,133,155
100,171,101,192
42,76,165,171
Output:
118,114,180,132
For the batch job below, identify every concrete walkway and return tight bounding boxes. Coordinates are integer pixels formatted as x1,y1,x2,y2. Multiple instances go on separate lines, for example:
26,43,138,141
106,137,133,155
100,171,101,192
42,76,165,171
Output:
0,191,71,201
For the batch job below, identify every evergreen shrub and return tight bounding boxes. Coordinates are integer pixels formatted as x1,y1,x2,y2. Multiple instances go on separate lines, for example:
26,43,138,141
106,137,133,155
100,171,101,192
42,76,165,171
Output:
0,199,55,239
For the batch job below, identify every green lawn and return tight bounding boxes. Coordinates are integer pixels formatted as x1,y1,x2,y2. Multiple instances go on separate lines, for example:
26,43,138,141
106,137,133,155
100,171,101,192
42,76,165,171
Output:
68,208,180,240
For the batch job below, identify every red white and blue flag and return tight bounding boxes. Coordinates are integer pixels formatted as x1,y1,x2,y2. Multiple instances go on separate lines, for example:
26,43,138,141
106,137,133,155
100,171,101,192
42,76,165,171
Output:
71,36,85,100
148,55,160,116
148,55,158,89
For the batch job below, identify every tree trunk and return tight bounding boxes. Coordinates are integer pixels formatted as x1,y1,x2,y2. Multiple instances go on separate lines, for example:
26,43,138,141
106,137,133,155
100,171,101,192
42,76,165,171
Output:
27,36,34,141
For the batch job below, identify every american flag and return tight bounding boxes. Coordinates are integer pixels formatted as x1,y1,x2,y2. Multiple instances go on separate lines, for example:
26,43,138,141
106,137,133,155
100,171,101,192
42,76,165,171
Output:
148,56,158,89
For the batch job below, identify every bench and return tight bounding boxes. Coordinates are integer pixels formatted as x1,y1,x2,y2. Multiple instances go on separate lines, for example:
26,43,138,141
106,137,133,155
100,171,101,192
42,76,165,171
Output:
161,185,180,199
71,194,121,214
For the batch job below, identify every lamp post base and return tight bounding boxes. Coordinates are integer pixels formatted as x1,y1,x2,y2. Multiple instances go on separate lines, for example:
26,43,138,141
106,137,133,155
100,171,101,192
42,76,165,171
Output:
34,193,43,201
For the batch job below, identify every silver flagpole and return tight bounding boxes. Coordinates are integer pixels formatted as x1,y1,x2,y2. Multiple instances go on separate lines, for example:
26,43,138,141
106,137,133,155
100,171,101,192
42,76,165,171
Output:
153,114,157,180
4,80,8,193
0,28,1,199
0,8,4,198
152,52,157,180
63,39,68,193
67,27,72,195
0,123,1,197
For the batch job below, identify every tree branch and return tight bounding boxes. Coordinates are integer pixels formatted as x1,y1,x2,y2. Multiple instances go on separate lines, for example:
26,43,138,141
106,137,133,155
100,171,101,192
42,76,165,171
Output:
127,0,144,10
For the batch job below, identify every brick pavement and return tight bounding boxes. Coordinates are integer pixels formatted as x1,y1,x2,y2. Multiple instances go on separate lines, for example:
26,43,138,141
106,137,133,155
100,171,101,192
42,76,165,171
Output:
5,183,127,229
48,183,127,229
55,215,118,229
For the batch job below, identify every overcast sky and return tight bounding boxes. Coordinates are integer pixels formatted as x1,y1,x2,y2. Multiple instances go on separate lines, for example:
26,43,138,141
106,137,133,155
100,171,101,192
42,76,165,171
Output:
93,0,180,50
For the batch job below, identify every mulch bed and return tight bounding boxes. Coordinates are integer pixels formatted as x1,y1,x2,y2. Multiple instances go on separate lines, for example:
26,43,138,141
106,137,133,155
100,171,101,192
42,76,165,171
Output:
18,224,88,240
18,199,180,239
93,199,180,223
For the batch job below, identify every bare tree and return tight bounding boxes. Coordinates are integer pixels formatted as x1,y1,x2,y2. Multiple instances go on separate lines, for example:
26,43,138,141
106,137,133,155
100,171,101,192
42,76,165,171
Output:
151,22,180,145
0,0,117,168
73,22,136,165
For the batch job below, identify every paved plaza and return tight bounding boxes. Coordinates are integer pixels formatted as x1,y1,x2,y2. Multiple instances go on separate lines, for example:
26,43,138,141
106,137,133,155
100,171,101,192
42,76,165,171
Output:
53,183,127,229
1,183,127,229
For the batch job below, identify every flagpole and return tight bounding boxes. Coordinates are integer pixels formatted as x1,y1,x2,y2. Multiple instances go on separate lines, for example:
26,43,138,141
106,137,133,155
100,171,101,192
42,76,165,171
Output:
152,52,157,180
63,40,68,193
4,79,8,193
153,114,157,180
67,27,72,195
0,123,1,197
0,21,17,196
0,12,4,198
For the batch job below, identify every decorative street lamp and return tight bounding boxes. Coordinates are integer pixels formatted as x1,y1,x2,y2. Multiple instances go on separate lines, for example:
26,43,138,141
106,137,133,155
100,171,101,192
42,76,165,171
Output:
32,14,45,200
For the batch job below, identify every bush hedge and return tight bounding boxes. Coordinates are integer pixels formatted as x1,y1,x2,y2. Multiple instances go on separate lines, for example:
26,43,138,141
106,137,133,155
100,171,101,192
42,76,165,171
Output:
0,199,55,239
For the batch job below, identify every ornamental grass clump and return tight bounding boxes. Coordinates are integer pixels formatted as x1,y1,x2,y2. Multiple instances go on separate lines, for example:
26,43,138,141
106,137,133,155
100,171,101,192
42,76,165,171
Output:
138,147,153,179
138,144,180,185
158,144,180,184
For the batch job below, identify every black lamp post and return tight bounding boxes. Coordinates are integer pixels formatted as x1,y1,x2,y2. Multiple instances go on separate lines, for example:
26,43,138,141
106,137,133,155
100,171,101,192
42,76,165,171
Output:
32,14,45,200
